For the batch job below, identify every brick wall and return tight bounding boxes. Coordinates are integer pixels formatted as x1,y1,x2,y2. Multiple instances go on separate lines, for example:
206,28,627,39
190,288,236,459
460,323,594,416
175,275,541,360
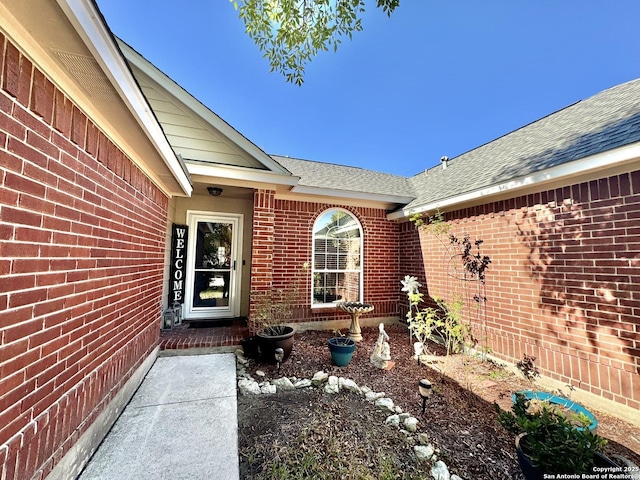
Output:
400,172,640,409
250,196,400,330
248,189,276,330
0,33,168,479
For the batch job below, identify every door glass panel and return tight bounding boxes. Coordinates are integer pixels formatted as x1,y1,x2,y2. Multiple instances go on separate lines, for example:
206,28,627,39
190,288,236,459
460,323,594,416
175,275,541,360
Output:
193,271,230,307
194,222,232,269
193,221,233,309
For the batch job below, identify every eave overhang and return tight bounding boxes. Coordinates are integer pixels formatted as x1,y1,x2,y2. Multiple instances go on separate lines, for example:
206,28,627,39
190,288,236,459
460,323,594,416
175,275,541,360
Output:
56,0,192,196
388,141,640,220
291,185,415,206
186,161,299,187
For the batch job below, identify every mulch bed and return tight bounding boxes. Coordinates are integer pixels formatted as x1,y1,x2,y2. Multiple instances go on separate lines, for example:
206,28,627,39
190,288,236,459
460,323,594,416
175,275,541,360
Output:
237,324,640,480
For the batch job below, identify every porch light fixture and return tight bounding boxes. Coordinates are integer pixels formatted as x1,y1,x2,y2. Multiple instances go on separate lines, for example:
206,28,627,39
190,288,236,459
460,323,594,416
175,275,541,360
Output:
419,378,432,414
207,186,223,196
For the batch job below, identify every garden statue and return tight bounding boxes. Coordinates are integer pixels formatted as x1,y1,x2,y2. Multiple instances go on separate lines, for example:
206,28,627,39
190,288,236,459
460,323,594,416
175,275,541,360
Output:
370,323,391,369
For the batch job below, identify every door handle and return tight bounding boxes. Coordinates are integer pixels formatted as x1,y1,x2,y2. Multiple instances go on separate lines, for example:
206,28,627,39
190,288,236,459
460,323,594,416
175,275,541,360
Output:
233,260,236,270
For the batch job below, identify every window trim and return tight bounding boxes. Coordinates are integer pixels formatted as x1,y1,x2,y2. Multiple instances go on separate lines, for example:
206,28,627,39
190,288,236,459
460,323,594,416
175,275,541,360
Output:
311,208,364,309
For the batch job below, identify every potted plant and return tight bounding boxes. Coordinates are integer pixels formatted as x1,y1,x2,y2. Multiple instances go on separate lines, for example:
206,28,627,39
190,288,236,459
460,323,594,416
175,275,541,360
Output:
251,263,308,363
327,331,356,366
496,393,617,479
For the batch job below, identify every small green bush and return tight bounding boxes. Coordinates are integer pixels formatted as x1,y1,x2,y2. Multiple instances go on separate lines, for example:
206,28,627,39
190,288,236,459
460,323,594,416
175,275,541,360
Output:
496,394,607,474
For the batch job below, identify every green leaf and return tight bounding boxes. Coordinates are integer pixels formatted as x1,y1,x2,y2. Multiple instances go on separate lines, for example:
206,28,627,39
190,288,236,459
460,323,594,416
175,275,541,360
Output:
233,0,398,85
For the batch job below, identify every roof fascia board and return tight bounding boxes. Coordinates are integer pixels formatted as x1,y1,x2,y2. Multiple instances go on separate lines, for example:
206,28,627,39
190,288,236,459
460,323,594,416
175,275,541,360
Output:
276,192,400,210
389,141,640,220
291,185,414,204
186,162,300,186
118,40,290,176
56,0,192,196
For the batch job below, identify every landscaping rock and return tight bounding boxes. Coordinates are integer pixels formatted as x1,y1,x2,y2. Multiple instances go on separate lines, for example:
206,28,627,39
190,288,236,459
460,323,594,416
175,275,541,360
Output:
431,460,450,480
385,414,400,426
341,378,361,394
311,371,328,386
260,384,277,394
234,350,248,365
374,397,395,414
324,376,340,394
404,417,418,432
413,444,435,461
271,377,295,391
294,379,312,389
365,391,385,402
417,433,430,445
237,379,261,396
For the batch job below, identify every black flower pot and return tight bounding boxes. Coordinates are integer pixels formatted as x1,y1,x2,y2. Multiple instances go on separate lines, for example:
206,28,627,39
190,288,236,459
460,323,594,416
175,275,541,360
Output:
515,433,619,480
240,336,259,358
256,326,295,363
328,337,356,366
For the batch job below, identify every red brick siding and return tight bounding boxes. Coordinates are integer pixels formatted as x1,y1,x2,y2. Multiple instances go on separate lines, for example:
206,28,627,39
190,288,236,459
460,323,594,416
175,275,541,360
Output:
250,196,400,330
400,173,640,410
248,189,276,330
0,34,168,479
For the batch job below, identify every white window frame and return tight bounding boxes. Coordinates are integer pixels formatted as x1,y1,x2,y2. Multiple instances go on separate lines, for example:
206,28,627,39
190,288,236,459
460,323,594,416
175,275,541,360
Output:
311,208,363,308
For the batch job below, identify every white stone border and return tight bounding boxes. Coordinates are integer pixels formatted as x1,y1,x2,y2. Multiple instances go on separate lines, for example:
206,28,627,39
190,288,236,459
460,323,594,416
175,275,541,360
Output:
235,350,464,480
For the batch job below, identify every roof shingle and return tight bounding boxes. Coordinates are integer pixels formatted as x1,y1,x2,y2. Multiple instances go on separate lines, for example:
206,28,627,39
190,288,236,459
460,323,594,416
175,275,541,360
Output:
404,78,640,210
271,155,416,199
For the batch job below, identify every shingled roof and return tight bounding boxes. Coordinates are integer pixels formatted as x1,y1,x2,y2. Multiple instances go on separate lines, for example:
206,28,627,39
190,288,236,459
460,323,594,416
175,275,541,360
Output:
403,78,640,211
271,155,416,200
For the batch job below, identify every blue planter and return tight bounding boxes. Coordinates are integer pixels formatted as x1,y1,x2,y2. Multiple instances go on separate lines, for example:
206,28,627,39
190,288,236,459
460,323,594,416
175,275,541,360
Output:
513,390,598,431
328,337,356,366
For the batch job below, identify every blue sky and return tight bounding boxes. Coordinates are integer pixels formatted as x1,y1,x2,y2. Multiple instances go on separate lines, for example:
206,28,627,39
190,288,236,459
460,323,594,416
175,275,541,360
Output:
97,1,640,178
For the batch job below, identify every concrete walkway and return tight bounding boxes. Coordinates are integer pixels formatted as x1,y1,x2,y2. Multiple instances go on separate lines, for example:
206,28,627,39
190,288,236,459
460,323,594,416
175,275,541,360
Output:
78,353,239,480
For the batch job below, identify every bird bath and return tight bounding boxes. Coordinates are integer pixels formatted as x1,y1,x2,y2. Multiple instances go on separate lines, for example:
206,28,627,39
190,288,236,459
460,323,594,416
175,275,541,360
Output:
337,302,374,342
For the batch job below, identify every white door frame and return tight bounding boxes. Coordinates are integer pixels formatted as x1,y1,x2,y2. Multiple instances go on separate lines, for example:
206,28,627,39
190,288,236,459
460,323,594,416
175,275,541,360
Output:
184,211,243,319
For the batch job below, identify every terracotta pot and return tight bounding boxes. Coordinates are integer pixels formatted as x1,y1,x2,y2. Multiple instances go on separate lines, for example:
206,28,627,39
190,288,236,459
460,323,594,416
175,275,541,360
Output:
256,326,295,362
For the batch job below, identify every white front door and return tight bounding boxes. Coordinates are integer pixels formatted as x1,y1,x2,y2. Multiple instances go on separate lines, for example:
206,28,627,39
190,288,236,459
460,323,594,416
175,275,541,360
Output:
184,212,243,319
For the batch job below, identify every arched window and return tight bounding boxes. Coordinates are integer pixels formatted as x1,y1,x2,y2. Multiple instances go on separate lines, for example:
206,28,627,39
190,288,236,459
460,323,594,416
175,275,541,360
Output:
312,209,363,306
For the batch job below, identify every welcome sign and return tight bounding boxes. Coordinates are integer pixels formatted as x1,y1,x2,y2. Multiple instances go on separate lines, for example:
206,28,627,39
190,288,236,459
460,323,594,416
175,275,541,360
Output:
169,224,188,304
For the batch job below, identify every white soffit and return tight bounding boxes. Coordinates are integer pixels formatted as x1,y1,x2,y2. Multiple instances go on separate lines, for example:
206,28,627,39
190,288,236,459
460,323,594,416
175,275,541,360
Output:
186,161,299,187
56,0,192,196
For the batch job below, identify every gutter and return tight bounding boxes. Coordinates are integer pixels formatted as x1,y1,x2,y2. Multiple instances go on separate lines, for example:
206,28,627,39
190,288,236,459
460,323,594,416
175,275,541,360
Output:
290,185,415,205
56,0,193,197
